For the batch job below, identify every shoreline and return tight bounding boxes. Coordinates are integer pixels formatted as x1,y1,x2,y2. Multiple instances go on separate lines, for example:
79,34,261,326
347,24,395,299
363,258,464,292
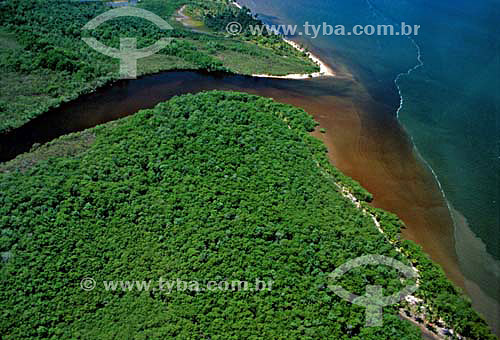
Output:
2,0,496,335
251,38,336,79
225,5,496,335
230,0,335,79
324,153,465,339
177,1,335,79
1,68,495,337
393,25,499,335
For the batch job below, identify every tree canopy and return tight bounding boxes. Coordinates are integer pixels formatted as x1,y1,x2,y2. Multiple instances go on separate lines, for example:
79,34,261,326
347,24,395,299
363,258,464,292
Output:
0,92,494,339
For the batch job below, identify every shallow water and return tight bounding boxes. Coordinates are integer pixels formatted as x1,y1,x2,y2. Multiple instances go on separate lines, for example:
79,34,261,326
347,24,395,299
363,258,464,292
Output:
1,0,498,333
0,70,462,290
238,0,500,334
0,68,467,338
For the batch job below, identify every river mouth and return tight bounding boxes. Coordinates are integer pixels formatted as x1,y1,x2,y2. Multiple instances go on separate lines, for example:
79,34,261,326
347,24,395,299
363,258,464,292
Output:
0,70,354,163
0,70,460,276
1,69,491,331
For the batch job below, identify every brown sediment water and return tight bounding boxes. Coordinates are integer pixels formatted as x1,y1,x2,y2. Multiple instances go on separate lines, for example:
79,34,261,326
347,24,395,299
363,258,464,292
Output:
0,71,482,338
297,76,499,335
272,79,466,288
0,71,463,286
228,0,499,334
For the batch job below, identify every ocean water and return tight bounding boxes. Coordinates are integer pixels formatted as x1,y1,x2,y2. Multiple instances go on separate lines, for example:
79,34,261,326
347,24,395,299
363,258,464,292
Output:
239,0,499,332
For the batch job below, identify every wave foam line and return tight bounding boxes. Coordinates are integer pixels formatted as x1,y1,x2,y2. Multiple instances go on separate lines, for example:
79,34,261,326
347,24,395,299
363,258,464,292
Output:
364,0,459,261
394,38,424,119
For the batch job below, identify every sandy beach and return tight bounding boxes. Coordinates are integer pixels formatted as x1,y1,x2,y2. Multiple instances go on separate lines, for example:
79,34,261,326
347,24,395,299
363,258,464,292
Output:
176,1,335,80
231,0,336,79
251,38,336,79
6,68,492,337
134,0,500,333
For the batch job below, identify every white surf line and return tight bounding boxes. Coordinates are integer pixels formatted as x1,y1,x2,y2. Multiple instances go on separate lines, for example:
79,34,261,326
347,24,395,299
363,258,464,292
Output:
388,34,455,228
355,6,465,337
363,0,424,118
391,36,458,266
363,2,461,293
364,0,459,280
394,37,424,119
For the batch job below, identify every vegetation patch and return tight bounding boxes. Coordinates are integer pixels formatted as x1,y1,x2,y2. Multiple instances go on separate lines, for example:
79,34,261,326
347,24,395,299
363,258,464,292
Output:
0,129,96,174
0,0,317,132
0,92,494,339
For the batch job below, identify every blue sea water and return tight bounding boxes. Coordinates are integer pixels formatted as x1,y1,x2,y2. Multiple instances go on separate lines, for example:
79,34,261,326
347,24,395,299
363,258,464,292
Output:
239,0,499,332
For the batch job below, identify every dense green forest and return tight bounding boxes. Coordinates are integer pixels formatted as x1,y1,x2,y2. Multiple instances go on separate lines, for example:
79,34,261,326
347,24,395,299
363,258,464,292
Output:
0,0,318,132
0,0,496,338
0,92,495,339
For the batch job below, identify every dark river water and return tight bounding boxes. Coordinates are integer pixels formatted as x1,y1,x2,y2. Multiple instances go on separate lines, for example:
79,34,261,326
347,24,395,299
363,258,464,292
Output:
0,71,352,161
0,70,458,283
238,0,500,333
0,68,496,334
